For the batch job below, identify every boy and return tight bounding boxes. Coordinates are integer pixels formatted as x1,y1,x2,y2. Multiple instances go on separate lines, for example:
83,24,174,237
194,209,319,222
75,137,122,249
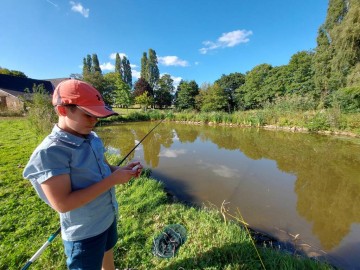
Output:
23,79,142,270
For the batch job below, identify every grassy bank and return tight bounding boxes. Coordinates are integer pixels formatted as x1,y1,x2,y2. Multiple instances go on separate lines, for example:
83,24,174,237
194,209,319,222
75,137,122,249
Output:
0,118,334,269
107,108,360,137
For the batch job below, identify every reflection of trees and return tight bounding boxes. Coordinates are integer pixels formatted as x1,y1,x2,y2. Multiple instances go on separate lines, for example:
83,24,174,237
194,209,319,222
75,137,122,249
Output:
96,125,136,163
98,123,360,250
200,126,360,250
172,123,200,143
135,123,174,167
98,123,174,168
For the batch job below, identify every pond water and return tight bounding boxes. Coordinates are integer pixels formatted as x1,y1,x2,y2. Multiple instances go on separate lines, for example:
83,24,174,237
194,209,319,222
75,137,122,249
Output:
96,121,360,270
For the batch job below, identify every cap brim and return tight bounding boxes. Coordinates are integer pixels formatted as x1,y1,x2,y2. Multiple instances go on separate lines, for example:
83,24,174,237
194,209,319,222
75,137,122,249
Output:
77,105,118,118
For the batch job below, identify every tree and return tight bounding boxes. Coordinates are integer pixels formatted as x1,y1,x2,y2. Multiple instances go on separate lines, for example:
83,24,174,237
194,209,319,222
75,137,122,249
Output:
140,52,148,80
114,78,132,108
235,64,273,109
200,83,228,112
135,91,153,111
82,53,106,98
115,53,123,78
286,51,315,95
174,80,199,110
91,54,102,74
215,72,245,112
147,49,160,90
133,78,153,98
154,74,174,108
0,67,27,78
122,56,132,88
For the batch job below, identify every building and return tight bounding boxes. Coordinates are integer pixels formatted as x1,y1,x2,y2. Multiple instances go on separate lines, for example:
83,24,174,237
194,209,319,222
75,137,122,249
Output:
0,74,68,111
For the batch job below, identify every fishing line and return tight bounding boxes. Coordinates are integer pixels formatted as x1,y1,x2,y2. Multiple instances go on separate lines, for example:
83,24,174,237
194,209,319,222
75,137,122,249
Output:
21,113,168,270
236,208,266,270
221,201,266,270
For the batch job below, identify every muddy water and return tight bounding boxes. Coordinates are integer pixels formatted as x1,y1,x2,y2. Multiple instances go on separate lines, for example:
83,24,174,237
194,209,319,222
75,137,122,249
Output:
97,122,360,270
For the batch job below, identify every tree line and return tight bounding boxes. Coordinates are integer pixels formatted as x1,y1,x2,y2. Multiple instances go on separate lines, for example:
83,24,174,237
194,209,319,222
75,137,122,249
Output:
47,0,360,113
2,0,359,113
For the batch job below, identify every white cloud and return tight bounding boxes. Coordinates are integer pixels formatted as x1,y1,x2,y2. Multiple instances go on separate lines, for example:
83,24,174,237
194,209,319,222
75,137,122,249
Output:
70,1,89,18
100,62,115,71
159,149,187,158
158,56,189,67
171,75,182,89
132,69,141,79
199,29,252,54
110,52,128,60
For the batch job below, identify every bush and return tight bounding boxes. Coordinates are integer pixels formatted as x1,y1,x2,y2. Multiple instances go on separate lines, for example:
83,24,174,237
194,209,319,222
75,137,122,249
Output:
23,84,57,136
332,86,360,113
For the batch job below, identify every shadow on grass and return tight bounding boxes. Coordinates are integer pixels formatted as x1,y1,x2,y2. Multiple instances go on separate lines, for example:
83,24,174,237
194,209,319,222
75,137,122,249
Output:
162,242,262,270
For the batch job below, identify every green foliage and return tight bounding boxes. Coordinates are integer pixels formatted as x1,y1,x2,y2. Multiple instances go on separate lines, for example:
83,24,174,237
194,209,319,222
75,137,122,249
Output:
215,72,245,112
0,67,27,77
23,84,57,137
154,74,174,108
200,83,228,112
146,49,160,89
122,56,133,88
135,92,154,111
235,64,273,110
174,80,199,110
115,53,122,77
264,94,318,112
332,85,360,112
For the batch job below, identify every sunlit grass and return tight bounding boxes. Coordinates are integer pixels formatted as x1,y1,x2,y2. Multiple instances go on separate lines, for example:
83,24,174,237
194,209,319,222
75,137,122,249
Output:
1,118,334,269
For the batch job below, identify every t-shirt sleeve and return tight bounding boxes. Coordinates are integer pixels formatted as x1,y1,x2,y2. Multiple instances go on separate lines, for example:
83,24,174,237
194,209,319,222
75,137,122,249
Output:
23,144,72,206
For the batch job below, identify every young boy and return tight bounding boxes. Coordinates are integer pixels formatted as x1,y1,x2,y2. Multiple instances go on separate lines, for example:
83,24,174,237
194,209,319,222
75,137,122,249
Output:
23,79,142,270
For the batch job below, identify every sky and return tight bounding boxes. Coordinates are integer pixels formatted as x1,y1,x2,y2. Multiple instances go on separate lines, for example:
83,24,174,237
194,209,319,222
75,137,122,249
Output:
1,0,329,87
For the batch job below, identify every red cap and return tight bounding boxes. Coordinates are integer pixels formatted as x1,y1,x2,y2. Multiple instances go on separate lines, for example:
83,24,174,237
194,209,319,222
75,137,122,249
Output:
52,79,118,118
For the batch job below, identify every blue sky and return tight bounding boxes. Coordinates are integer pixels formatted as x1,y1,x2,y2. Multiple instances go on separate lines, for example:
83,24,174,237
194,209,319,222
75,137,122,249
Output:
1,0,328,87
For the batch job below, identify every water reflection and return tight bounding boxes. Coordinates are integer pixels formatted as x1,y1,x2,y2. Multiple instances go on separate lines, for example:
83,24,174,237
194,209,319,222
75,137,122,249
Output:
97,122,360,269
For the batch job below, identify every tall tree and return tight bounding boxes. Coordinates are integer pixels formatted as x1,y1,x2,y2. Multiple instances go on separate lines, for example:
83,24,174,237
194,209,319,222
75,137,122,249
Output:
200,83,228,112
115,53,123,78
287,51,315,95
154,74,174,108
122,56,132,88
174,80,199,110
147,49,160,90
86,55,92,74
215,72,245,112
133,78,153,98
91,54,102,74
140,52,148,80
82,53,105,97
235,64,273,110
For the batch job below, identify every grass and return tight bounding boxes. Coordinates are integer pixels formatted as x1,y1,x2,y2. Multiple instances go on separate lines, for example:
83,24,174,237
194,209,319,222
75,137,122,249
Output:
0,118,334,269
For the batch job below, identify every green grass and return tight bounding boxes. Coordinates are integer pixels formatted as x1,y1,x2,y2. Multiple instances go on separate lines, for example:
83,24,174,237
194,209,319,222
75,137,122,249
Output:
0,118,334,269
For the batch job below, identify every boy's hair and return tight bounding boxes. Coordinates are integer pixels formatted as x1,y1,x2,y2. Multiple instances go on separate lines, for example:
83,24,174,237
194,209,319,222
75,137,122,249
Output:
53,79,118,118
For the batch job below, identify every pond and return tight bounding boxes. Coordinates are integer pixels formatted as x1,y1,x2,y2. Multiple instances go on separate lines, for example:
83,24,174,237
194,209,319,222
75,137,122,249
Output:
96,121,360,270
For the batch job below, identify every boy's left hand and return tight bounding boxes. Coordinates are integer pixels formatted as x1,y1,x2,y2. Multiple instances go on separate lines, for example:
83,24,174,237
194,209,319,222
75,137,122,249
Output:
125,162,143,177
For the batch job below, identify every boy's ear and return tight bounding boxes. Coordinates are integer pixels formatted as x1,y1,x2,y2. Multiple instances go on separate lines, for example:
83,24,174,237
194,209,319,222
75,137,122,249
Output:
56,105,67,116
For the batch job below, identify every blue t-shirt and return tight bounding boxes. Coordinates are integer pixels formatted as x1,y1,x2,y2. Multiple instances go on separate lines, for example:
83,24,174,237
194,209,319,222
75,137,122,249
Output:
23,125,118,241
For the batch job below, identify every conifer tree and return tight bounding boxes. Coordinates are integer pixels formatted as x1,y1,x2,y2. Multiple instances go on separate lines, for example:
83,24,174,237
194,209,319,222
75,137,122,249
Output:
140,52,148,80
147,49,160,90
91,54,102,74
115,53,123,78
122,56,132,88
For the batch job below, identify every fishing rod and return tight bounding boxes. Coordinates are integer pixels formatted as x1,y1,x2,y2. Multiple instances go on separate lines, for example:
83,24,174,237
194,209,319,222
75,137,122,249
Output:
21,113,168,270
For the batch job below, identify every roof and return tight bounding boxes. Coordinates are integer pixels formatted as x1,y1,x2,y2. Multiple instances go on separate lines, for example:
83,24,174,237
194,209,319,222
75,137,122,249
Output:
0,74,55,96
